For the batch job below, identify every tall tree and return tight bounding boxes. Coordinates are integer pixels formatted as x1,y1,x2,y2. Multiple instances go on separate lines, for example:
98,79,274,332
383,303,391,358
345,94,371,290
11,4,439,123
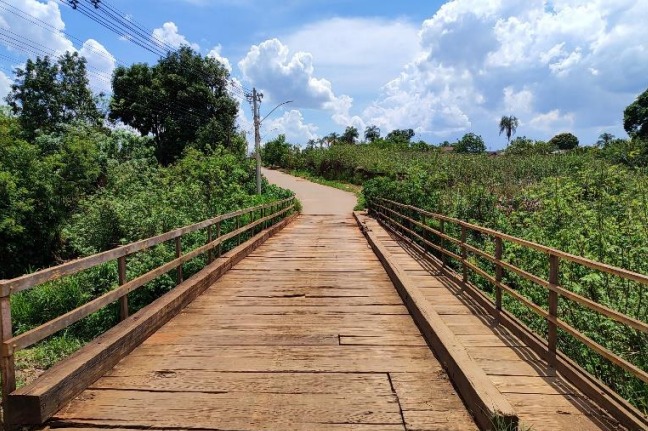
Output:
596,132,616,148
6,52,101,140
341,126,359,144
364,125,381,142
623,88,648,140
454,133,486,154
549,132,579,150
386,129,415,144
110,46,238,165
498,115,519,145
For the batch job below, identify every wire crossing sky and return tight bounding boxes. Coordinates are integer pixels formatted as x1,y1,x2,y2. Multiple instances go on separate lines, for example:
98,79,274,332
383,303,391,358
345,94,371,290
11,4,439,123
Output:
1,0,647,149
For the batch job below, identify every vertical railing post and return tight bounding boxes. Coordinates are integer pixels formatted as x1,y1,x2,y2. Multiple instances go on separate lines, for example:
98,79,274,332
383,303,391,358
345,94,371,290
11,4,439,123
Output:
494,237,503,322
262,206,266,231
548,254,560,370
440,219,447,267
216,220,222,257
175,236,183,284
207,225,214,263
1,295,16,420
236,214,241,246
118,256,129,321
460,225,468,289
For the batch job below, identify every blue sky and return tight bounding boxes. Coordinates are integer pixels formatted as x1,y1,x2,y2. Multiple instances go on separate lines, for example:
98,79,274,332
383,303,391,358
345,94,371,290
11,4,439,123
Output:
1,0,647,149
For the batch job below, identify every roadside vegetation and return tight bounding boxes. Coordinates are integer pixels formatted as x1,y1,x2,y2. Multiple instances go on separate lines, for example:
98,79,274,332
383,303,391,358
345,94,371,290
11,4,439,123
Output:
1,48,291,389
262,89,648,412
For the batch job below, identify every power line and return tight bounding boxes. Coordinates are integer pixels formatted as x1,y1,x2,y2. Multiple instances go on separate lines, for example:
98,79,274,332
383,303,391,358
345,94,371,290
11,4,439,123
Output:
0,0,122,68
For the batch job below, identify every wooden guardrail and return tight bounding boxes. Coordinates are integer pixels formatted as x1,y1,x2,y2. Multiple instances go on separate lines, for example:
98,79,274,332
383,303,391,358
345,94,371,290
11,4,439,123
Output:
369,198,648,426
0,197,295,416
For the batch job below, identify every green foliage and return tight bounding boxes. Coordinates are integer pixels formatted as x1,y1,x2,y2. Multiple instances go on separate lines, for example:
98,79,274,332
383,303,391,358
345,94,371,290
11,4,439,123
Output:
262,134,295,168
6,52,101,140
364,125,380,142
549,132,579,150
624,87,648,140
498,115,519,145
454,132,486,154
385,128,415,144
598,137,648,168
341,126,359,144
110,46,238,165
506,136,556,155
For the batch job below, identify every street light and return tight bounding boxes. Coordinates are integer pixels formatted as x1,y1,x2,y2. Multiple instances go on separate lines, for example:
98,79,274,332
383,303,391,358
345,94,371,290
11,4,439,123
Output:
252,89,293,194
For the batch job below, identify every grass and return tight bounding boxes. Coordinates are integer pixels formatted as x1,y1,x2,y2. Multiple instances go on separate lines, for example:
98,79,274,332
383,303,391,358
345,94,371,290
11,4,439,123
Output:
286,169,366,210
14,334,85,388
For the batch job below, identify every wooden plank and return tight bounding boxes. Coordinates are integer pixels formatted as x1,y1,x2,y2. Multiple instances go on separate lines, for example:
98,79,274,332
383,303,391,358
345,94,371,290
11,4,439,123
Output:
354,212,518,431
91,371,393,395
52,389,402,430
5,213,296,425
402,409,479,431
120,345,441,373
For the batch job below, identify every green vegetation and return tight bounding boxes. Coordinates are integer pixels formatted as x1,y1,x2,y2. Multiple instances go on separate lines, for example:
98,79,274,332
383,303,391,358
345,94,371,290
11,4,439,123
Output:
262,89,648,412
1,48,292,389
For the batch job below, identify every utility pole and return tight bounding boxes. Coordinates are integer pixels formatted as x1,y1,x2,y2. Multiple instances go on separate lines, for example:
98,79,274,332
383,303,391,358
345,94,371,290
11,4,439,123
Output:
250,88,263,195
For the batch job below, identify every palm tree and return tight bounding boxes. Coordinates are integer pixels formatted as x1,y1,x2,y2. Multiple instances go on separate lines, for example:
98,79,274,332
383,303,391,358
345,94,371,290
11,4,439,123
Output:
364,125,381,142
499,115,519,146
342,126,359,144
596,132,615,148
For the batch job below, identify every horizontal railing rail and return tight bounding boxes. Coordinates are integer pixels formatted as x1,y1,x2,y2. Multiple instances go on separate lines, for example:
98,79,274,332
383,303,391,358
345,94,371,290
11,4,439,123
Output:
369,198,648,389
0,197,295,413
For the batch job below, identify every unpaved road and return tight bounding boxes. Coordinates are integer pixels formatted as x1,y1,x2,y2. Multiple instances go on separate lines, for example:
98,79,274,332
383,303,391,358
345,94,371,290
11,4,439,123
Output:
262,168,357,215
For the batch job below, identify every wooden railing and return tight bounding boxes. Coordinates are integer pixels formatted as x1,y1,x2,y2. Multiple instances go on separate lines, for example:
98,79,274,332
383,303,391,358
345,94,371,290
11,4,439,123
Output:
369,198,648,388
0,197,295,408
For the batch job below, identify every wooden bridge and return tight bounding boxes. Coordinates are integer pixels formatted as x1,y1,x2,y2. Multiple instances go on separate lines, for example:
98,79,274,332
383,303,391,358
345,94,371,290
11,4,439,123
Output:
1,169,647,430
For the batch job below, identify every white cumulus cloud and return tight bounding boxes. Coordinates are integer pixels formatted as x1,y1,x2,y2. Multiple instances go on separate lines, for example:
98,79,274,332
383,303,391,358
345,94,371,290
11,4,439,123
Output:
152,22,199,51
0,0,116,94
207,44,232,73
364,0,648,146
262,109,319,143
238,38,356,129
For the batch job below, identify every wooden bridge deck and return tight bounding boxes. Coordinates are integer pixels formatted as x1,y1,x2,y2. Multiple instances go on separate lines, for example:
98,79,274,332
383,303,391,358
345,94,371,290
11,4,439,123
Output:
40,171,631,431
50,215,477,431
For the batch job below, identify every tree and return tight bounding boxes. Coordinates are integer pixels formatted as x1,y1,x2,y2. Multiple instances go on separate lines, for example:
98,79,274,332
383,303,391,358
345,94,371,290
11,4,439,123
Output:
364,125,381,142
325,132,339,147
110,46,238,165
386,129,415,144
341,126,359,144
6,52,101,140
454,133,486,154
262,134,293,167
596,132,616,148
549,132,579,150
623,88,648,139
499,115,519,145
506,136,556,155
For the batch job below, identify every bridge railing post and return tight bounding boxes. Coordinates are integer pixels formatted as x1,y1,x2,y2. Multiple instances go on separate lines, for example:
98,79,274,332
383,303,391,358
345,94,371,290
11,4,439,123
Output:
236,215,241,246
548,254,560,371
216,220,222,257
440,219,446,267
207,225,214,264
175,237,183,284
118,256,129,321
1,294,16,425
460,225,468,289
494,237,503,322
